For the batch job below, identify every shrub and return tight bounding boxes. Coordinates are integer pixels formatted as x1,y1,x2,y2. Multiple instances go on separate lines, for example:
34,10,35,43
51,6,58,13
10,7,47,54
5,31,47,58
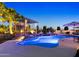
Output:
42,26,47,34
57,26,61,30
64,26,69,30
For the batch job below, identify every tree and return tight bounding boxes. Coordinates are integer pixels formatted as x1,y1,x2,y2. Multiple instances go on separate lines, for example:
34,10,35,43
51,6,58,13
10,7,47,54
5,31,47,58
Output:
0,24,8,33
0,3,14,34
42,26,47,34
47,28,50,32
0,2,24,34
49,27,55,33
47,27,55,33
2,8,16,34
49,27,52,32
64,26,69,30
36,25,39,33
57,26,61,30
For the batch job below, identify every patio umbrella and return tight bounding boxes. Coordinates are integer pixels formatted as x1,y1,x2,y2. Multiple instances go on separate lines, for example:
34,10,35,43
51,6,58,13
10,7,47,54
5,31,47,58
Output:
63,21,79,40
63,21,79,30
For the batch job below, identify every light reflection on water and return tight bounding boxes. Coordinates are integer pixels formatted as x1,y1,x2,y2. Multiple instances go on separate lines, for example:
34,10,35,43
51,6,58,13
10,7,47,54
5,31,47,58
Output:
18,35,79,48
33,36,59,44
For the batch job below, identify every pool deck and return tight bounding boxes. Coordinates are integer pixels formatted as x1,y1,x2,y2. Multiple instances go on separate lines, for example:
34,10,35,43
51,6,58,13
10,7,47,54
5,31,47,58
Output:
59,38,79,49
0,40,76,57
0,37,78,57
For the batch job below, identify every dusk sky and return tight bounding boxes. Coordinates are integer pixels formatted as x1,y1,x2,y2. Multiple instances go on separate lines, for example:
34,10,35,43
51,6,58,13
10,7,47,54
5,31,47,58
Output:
4,2,79,28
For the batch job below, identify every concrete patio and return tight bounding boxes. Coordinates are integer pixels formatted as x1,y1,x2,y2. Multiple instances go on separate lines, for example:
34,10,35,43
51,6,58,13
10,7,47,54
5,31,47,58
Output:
0,39,77,57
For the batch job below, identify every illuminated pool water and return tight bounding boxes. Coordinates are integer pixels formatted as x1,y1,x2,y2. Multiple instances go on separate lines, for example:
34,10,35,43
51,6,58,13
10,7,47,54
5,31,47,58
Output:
18,35,79,48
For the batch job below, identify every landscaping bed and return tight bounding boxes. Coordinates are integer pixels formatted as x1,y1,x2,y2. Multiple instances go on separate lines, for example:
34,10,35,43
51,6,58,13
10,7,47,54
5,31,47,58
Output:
0,34,15,44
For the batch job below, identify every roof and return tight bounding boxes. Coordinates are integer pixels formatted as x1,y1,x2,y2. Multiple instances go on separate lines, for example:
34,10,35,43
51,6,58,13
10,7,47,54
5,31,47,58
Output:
18,17,38,24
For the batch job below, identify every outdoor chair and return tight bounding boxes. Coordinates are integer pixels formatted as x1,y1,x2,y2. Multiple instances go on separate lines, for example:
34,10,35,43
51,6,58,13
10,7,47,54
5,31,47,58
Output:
72,32,79,43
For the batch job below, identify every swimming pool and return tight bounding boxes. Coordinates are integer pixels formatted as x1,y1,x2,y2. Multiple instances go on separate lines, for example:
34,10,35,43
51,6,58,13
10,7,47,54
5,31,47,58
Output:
18,35,79,48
